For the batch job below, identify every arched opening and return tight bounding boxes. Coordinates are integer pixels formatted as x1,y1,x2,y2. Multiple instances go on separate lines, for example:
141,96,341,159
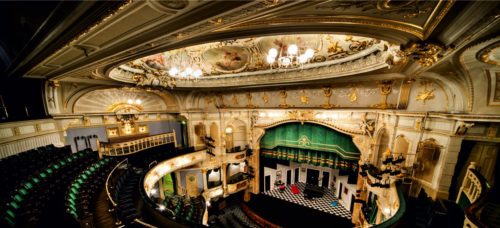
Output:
194,123,206,149
209,122,219,147
393,135,410,166
414,138,442,183
225,120,246,153
375,128,390,167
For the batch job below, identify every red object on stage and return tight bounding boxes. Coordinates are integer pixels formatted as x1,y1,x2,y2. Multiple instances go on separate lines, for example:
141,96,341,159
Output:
291,184,300,194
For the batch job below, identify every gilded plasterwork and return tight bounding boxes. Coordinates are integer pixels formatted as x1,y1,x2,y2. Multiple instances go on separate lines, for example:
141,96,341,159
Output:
110,34,388,85
279,90,293,108
300,90,309,104
194,80,408,110
478,42,500,66
415,80,435,103
488,71,500,105
320,87,338,109
372,80,394,109
73,88,170,113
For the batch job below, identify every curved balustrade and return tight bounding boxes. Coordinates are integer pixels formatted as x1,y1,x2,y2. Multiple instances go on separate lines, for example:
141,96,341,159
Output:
105,158,129,207
98,132,176,156
456,162,490,228
227,179,249,195
357,164,406,227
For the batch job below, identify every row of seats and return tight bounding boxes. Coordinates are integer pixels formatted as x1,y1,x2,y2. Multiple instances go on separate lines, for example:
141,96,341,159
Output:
160,195,205,224
209,206,260,228
66,157,117,220
114,167,143,225
0,144,71,199
1,148,97,227
128,144,194,168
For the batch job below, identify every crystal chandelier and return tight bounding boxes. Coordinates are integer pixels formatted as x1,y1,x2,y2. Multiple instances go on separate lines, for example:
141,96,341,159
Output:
167,50,203,80
266,44,315,68
168,66,203,79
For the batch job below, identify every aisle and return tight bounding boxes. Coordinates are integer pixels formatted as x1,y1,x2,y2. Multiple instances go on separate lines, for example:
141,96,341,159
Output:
93,186,117,228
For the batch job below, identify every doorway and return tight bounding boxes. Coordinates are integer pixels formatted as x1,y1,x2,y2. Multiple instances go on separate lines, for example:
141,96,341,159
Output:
306,169,319,186
294,168,299,183
339,183,343,199
350,194,355,212
287,170,292,185
322,171,330,188
264,175,271,192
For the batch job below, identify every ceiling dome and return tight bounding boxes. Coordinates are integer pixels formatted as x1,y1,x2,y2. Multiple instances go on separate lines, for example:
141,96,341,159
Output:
109,34,400,88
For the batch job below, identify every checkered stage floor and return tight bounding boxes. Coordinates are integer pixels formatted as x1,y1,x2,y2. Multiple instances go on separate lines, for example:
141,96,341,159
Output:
262,182,351,219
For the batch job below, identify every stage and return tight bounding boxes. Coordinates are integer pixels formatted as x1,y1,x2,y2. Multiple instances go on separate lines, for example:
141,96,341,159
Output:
262,182,351,219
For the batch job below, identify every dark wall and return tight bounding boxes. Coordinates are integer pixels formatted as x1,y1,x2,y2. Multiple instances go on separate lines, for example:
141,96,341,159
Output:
0,78,47,122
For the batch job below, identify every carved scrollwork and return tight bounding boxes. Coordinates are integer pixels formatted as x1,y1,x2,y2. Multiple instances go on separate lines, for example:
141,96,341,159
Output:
401,42,444,67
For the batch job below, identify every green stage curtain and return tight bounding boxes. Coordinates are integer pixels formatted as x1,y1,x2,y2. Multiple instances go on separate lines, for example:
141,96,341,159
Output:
260,122,360,170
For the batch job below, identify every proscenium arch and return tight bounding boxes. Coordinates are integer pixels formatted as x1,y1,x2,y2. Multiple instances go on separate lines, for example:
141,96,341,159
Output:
255,120,363,159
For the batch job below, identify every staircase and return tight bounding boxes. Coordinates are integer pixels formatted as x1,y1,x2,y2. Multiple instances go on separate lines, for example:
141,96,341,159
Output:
457,162,499,228
479,184,500,228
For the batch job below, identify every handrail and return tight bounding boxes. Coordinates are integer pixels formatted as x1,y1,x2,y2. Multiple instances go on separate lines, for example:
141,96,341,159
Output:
105,158,128,207
98,132,176,156
458,164,490,228
372,183,406,228
133,218,158,228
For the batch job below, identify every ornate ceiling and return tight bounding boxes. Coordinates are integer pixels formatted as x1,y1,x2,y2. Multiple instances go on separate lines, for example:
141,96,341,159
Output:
6,0,498,114
109,34,399,87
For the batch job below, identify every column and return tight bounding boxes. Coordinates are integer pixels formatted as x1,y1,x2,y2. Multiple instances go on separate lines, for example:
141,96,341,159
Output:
158,176,165,200
222,163,228,197
202,169,208,191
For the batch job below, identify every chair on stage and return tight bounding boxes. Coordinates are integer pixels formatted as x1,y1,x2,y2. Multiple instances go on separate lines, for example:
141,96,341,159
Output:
291,184,300,195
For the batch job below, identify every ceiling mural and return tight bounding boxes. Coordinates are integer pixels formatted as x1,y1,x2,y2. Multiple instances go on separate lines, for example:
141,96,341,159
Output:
478,42,500,66
109,34,399,88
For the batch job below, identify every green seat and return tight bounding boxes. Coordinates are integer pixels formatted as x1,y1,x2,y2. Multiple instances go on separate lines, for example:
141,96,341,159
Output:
24,182,33,190
60,161,67,166
54,164,60,169
9,201,20,210
4,216,15,226
6,209,15,218
13,194,23,203
46,168,53,174
32,177,40,183
40,172,47,178
18,189,28,196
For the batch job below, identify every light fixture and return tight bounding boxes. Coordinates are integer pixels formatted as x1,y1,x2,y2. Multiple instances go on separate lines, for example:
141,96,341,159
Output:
225,127,233,134
127,98,141,105
167,51,203,80
267,44,315,69
158,204,166,211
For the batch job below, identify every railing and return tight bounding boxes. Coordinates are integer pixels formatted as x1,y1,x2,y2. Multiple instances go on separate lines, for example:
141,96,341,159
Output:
98,132,176,156
372,184,406,228
105,158,129,207
241,203,282,228
227,179,249,194
456,162,490,228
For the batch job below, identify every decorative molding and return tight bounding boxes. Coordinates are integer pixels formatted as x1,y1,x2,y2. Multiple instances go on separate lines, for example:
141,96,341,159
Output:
372,80,394,109
400,42,444,67
415,80,436,104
